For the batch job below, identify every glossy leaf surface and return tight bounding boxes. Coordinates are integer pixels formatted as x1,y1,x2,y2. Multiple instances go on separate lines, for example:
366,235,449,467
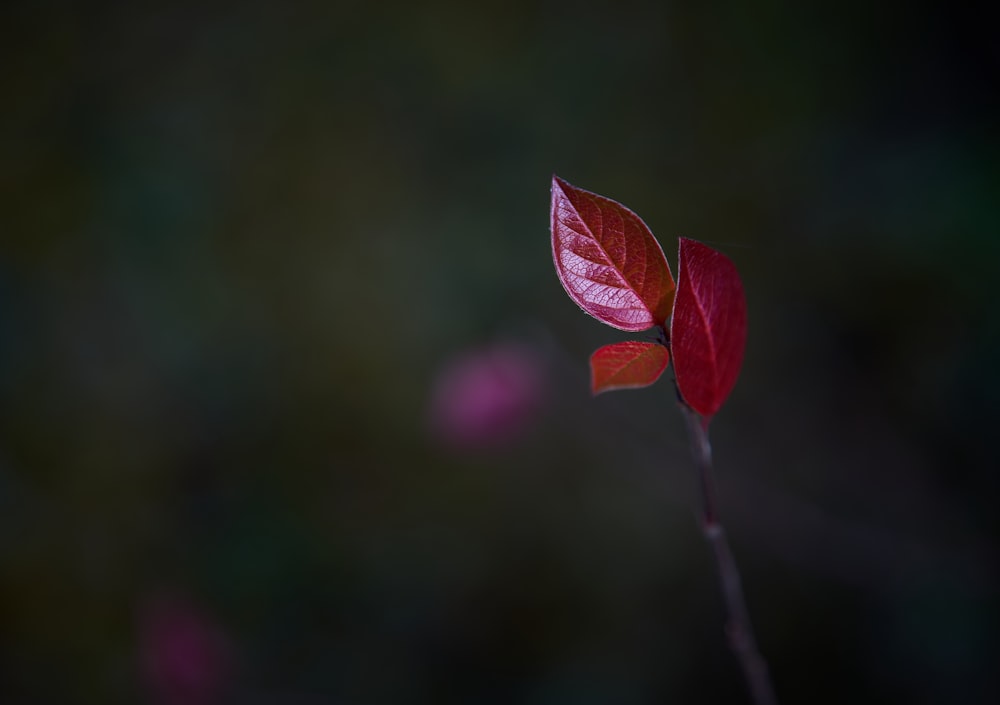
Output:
590,341,669,395
670,238,747,418
551,176,675,331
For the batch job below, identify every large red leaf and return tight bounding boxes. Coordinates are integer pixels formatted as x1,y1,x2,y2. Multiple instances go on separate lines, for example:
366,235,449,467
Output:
551,176,675,331
670,238,747,418
590,341,669,395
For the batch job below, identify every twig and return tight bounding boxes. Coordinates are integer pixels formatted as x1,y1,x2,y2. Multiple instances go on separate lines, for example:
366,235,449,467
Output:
680,401,778,705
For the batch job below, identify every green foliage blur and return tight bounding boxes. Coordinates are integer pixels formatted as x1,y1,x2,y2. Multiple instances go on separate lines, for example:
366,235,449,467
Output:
1,0,997,703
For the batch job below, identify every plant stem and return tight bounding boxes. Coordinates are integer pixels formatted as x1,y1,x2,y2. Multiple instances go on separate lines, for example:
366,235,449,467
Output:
680,403,778,705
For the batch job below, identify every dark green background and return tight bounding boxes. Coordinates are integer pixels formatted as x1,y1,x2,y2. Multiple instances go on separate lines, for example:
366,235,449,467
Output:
2,1,998,703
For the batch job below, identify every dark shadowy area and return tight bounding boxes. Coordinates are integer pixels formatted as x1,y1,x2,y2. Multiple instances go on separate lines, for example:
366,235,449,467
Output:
1,1,997,703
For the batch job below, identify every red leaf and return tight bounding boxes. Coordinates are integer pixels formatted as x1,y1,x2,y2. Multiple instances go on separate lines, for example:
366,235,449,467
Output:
551,176,675,331
590,341,670,395
670,238,747,418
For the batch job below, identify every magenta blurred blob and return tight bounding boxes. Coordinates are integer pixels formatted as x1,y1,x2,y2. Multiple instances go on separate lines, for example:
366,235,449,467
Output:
138,592,233,705
429,342,547,449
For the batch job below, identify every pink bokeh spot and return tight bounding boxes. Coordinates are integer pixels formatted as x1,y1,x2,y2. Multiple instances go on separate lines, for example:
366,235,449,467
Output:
428,343,547,450
138,592,233,705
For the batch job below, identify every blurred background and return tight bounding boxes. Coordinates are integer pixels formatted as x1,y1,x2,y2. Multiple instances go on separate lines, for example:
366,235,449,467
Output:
1,0,998,703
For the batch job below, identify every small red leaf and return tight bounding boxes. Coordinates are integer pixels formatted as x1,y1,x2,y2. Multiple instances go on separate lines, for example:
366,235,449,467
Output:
590,341,670,395
670,238,747,418
551,176,675,331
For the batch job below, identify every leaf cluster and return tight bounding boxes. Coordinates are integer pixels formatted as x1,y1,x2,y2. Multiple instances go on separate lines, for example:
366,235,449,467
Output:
551,176,747,419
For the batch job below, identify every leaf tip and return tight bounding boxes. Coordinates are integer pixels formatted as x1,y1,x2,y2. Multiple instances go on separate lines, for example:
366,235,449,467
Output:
676,236,697,257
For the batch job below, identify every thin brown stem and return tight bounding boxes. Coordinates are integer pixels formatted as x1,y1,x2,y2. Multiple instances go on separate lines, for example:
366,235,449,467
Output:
680,403,778,705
